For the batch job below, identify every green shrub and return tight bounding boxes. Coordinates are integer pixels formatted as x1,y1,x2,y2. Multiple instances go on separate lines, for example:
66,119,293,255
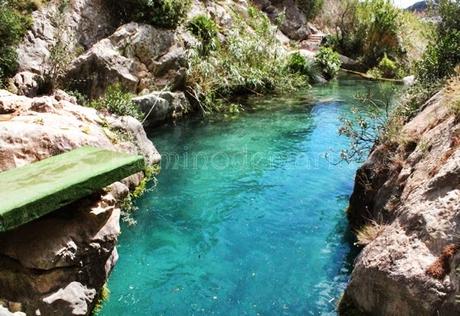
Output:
315,47,341,79
287,52,317,83
367,53,404,79
89,83,143,120
416,0,460,83
330,0,405,68
295,0,324,20
0,0,33,85
109,0,191,29
186,15,219,56
186,6,306,113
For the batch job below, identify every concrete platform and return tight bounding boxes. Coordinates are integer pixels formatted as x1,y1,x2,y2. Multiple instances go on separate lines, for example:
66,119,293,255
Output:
0,147,145,232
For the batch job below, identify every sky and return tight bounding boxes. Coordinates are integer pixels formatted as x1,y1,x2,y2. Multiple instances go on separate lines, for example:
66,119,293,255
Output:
393,0,420,8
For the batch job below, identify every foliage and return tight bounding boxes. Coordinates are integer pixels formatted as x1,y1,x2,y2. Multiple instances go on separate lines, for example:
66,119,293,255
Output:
186,6,307,113
89,83,143,120
367,53,404,79
41,0,83,93
328,0,425,69
315,47,341,79
109,0,191,29
295,0,324,20
0,0,33,85
286,52,318,83
416,0,460,83
186,15,219,56
338,86,396,163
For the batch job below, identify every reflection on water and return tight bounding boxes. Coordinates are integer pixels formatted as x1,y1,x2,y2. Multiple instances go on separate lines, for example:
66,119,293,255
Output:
99,76,397,315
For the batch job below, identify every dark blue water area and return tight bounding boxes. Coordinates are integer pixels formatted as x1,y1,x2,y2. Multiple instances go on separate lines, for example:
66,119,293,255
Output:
99,77,396,315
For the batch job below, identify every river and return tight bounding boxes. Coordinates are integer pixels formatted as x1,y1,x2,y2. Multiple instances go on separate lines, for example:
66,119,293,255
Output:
99,75,396,315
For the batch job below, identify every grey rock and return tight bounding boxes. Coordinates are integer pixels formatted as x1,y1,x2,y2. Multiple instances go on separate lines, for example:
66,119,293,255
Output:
342,84,460,315
17,0,117,74
133,91,192,127
65,23,182,98
42,282,96,316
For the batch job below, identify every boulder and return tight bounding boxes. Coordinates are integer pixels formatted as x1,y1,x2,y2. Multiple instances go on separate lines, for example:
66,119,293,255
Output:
42,282,96,316
65,23,185,98
253,0,311,40
8,72,41,97
133,91,192,127
341,83,460,315
403,75,416,86
0,91,160,315
17,0,117,74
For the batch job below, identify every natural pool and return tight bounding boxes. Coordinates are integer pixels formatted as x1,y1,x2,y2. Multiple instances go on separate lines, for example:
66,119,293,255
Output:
99,76,396,315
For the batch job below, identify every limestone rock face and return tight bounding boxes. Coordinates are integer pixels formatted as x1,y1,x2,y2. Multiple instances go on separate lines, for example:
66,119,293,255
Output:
342,84,460,315
253,0,311,40
133,91,192,127
0,90,160,315
17,0,117,74
65,23,185,98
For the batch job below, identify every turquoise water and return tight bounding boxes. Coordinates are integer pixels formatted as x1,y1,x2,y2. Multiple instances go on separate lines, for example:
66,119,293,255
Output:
100,76,395,315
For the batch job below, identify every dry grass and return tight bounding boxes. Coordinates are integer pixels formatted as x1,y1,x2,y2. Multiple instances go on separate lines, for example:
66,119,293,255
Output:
445,70,460,119
355,221,386,246
426,244,459,279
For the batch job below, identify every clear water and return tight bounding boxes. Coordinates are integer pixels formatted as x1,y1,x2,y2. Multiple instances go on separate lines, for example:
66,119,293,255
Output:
99,76,396,316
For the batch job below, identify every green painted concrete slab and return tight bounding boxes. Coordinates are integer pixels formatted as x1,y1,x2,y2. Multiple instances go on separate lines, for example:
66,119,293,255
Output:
0,147,145,232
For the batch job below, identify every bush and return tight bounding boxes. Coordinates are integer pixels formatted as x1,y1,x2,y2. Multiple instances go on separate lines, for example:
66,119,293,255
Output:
315,47,341,79
186,15,219,56
330,0,405,68
295,0,324,20
0,0,33,85
109,0,191,29
89,83,143,120
287,52,317,83
186,6,307,113
367,53,404,79
416,0,460,83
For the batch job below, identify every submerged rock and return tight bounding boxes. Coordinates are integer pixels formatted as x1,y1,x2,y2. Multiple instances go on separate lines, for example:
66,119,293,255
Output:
341,83,460,315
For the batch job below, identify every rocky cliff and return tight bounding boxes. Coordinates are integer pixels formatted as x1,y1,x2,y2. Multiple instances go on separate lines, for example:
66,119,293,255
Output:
340,78,460,315
0,89,160,315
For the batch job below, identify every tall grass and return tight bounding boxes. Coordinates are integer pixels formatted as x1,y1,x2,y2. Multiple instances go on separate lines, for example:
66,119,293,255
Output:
186,6,308,113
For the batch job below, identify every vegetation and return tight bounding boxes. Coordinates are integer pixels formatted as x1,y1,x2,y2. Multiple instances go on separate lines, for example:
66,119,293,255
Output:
315,47,341,79
286,52,317,83
355,221,385,246
186,6,307,113
339,0,460,164
367,53,404,79
326,0,433,76
186,15,219,57
0,0,35,85
416,0,460,83
89,83,143,120
295,0,324,20
109,0,191,29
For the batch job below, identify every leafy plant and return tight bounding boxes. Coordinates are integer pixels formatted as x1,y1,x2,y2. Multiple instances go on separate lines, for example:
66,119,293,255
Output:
315,47,341,79
109,0,191,29
187,15,219,56
186,6,307,113
89,83,143,120
416,0,460,83
295,0,324,20
0,0,33,85
286,52,317,83
367,53,403,79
